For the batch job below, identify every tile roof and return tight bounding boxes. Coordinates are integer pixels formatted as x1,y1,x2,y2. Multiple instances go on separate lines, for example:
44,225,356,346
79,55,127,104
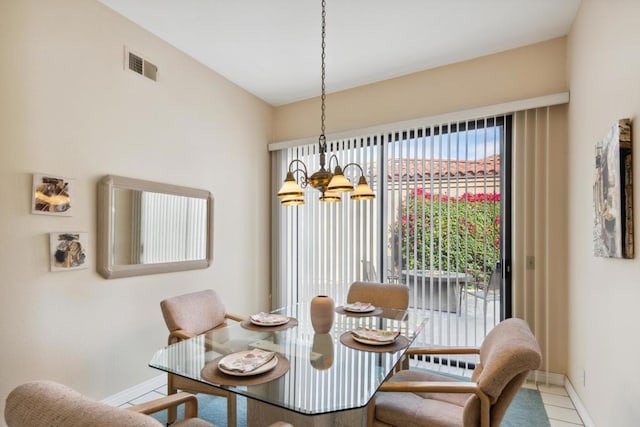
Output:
372,155,500,179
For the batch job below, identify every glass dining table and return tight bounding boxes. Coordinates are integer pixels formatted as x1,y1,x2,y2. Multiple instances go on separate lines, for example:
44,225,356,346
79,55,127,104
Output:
149,301,427,426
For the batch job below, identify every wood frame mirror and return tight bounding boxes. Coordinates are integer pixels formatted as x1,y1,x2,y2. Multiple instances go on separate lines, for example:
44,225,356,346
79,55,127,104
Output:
97,175,214,279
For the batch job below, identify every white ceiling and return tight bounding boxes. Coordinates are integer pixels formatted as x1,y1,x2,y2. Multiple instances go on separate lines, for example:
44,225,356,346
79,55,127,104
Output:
98,0,581,106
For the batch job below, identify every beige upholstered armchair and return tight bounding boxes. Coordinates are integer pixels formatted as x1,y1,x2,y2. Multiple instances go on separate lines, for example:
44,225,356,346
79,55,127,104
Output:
160,289,245,427
160,289,245,345
4,380,212,427
347,281,409,310
372,317,542,427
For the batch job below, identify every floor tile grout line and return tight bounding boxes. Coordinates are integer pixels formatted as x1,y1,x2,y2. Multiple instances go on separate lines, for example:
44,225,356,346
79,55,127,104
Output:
544,402,578,411
548,419,583,426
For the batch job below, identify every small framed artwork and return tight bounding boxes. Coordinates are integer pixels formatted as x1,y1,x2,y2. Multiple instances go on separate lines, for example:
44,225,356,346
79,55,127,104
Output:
593,118,633,258
50,232,88,272
32,173,73,216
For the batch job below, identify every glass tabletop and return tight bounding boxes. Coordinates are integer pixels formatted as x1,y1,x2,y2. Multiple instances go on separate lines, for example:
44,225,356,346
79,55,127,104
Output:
149,302,426,416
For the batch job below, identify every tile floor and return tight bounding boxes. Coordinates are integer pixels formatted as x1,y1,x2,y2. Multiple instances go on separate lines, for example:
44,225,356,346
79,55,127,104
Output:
117,362,585,426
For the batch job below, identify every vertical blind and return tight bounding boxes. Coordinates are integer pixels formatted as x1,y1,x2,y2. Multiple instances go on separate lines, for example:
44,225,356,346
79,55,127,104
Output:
512,105,568,376
272,138,379,308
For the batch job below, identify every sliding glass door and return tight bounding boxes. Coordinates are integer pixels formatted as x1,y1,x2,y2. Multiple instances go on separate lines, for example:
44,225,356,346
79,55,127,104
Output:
272,114,511,347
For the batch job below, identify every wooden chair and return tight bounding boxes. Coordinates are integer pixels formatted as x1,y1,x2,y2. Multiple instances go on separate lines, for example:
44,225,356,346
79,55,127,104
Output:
4,380,212,427
160,289,245,427
370,317,542,427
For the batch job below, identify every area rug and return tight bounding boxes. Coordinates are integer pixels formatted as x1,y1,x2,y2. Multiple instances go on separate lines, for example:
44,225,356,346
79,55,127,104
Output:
150,394,247,427
151,382,548,427
503,387,550,427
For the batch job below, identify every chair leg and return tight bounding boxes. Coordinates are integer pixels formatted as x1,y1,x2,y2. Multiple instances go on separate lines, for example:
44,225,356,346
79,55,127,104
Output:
227,392,237,427
167,374,178,425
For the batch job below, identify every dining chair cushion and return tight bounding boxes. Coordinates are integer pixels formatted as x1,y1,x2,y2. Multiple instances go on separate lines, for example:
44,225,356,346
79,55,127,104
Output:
347,281,409,310
375,369,473,427
161,289,227,336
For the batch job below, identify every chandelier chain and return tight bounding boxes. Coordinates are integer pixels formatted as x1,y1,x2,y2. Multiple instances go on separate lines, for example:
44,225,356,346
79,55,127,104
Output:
320,0,326,140
276,0,375,204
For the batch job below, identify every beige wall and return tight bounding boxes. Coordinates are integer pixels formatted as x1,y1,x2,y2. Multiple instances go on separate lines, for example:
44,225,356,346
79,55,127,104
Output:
567,1,640,425
0,0,273,418
274,37,567,142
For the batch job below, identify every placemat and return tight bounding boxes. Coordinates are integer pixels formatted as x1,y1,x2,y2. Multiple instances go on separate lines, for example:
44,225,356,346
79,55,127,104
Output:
201,354,290,386
335,306,383,317
339,331,410,353
240,317,298,332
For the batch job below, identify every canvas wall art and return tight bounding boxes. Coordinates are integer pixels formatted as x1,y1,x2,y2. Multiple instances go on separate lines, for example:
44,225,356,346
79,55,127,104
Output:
50,232,88,272
593,118,633,258
32,173,73,216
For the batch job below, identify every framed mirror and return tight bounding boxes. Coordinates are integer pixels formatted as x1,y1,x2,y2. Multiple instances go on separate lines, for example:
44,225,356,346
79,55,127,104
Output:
97,175,213,279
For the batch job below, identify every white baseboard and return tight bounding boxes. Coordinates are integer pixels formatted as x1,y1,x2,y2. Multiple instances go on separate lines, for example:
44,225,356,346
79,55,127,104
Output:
101,374,167,407
564,377,595,427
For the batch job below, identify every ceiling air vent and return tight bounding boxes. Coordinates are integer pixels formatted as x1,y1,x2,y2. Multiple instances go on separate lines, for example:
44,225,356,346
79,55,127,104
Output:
124,46,158,82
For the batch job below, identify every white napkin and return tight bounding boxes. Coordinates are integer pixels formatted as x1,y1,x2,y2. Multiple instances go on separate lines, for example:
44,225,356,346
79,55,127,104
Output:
219,349,276,373
351,327,399,343
250,312,288,324
345,301,374,311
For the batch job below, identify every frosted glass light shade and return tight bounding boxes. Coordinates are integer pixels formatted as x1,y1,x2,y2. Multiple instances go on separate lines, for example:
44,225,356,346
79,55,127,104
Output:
277,172,304,198
351,176,375,200
319,190,341,203
281,195,304,206
327,166,353,192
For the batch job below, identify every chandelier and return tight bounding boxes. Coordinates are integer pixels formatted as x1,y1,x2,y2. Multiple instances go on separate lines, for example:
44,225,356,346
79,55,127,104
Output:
276,0,375,206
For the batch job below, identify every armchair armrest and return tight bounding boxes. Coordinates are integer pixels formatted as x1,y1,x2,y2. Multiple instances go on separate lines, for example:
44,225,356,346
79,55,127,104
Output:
406,346,480,356
395,346,479,372
379,380,477,394
225,312,246,322
169,329,195,344
378,381,476,394
129,391,199,419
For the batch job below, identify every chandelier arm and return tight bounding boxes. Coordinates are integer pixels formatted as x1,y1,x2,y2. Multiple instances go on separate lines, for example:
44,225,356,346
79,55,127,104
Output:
342,162,366,177
327,154,340,171
287,159,310,187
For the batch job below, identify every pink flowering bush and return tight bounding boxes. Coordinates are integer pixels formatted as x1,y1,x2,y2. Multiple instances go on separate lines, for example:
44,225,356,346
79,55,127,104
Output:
392,190,500,280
